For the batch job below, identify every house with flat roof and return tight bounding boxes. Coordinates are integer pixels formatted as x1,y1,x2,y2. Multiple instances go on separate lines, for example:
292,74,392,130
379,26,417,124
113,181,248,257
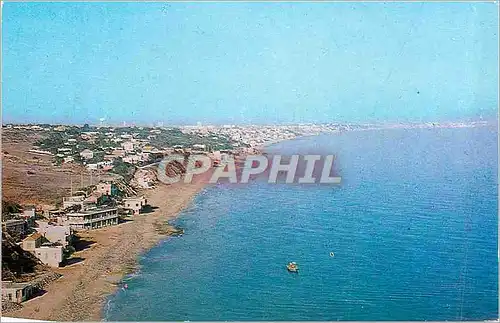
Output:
192,144,206,151
23,207,36,218
121,141,134,152
33,245,63,267
95,182,117,196
123,196,148,216
46,210,67,224
2,282,34,303
62,195,85,209
36,222,73,247
2,219,28,238
62,195,96,211
79,149,94,160
21,233,63,267
86,163,98,170
123,154,141,164
67,207,119,230
17,207,36,228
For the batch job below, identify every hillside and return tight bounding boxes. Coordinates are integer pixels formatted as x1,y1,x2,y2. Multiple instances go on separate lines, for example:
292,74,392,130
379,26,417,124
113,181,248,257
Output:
2,129,118,207
1,232,48,282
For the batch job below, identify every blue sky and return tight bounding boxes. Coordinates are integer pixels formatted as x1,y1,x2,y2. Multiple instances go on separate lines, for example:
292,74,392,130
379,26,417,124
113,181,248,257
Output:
2,2,498,125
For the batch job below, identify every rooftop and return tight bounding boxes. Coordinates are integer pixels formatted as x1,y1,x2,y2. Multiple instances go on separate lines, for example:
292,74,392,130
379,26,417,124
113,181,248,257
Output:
63,195,85,202
23,232,43,241
3,219,26,225
48,210,66,215
67,207,118,216
37,244,63,249
124,196,145,201
2,281,33,289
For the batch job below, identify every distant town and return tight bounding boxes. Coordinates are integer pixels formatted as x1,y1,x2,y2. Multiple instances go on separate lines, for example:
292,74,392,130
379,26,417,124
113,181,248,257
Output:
3,120,489,169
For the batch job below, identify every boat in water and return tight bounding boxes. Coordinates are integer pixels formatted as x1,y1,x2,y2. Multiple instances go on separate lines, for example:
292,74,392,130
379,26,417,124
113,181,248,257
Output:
286,262,298,273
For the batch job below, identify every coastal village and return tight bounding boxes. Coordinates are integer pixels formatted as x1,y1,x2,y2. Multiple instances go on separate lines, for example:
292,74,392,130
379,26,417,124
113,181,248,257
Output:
1,122,350,318
0,120,488,319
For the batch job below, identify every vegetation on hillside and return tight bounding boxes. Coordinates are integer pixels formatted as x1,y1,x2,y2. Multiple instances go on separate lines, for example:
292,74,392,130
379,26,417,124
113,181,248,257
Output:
2,232,46,282
111,159,136,182
2,200,22,215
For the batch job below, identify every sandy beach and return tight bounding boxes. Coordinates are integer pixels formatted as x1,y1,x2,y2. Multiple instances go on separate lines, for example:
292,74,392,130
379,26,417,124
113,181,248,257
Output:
7,179,209,321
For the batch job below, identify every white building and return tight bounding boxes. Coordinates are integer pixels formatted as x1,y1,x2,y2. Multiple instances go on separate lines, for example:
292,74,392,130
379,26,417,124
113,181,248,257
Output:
67,207,119,230
96,182,114,196
86,163,98,170
62,195,85,209
21,233,64,268
123,197,147,215
192,144,206,150
36,222,72,247
123,154,142,164
122,141,134,152
34,246,64,268
80,149,94,160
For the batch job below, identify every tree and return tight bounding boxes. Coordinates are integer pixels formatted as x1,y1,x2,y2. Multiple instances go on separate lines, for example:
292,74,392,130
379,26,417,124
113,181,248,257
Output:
111,160,136,182
2,200,21,214
97,195,116,207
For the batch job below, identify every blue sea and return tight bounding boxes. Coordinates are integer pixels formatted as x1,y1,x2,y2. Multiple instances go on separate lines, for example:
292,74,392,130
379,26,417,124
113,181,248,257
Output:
105,125,498,321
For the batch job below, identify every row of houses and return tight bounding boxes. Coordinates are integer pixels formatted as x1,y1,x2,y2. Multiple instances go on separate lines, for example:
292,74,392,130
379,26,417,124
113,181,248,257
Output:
22,233,64,268
2,210,73,269
57,181,148,229
2,180,151,305
68,137,214,170
2,220,67,302
3,186,148,269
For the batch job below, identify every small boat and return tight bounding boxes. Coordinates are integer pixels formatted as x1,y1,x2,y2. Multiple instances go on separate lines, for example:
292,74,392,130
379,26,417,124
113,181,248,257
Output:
287,262,298,273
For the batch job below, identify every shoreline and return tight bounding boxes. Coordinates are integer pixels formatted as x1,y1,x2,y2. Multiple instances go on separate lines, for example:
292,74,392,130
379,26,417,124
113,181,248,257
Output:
8,178,210,321
5,123,496,321
8,123,493,321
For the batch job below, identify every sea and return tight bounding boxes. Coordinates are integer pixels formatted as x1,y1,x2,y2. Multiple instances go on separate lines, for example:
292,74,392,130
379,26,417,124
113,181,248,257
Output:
104,124,498,321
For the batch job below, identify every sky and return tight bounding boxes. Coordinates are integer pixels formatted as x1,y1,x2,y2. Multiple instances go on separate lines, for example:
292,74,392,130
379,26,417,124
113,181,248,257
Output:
2,2,498,125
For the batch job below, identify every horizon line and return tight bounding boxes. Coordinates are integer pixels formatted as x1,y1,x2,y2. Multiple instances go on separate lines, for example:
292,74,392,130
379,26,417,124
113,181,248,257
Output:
2,118,497,128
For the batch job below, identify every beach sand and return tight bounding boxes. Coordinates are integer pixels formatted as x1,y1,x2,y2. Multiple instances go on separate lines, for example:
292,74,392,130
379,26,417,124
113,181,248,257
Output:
7,178,209,321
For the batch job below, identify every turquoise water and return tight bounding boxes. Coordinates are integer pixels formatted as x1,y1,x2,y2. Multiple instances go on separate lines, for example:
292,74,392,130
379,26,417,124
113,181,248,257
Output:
105,126,498,321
